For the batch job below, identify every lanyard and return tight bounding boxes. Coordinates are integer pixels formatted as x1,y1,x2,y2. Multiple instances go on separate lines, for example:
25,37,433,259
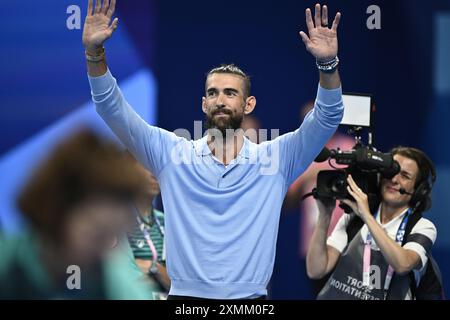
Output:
133,206,164,273
362,208,412,298
136,215,158,273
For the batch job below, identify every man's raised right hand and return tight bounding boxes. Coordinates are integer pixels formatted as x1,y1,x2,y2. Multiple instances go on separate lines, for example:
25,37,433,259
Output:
83,0,118,54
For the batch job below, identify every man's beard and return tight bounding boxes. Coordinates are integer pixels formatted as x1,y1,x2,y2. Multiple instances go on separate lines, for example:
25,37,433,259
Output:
205,108,244,138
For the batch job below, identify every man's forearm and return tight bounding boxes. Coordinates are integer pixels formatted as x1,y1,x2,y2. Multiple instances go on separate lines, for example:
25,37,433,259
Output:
319,69,341,90
86,47,108,77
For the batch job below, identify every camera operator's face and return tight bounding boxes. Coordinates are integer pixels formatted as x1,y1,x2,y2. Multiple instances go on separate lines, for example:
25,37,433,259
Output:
380,154,419,208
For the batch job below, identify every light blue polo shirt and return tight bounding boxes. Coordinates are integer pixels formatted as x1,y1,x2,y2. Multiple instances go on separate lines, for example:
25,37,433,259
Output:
89,69,343,299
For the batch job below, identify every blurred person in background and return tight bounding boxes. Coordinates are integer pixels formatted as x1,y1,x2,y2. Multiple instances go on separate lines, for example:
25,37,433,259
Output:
0,130,154,299
126,153,170,299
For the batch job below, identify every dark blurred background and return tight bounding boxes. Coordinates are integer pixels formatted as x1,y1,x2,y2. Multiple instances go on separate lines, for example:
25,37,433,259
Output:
0,0,449,299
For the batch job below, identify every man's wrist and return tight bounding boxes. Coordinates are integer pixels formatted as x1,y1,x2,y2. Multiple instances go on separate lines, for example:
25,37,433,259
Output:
85,46,105,57
316,56,339,74
318,68,341,90
86,47,106,63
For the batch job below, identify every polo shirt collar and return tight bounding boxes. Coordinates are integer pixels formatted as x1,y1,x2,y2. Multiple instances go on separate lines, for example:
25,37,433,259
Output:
193,135,252,160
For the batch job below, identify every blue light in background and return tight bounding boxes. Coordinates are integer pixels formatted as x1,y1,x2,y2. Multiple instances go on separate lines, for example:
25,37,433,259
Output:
0,69,157,234
0,0,157,234
425,12,450,248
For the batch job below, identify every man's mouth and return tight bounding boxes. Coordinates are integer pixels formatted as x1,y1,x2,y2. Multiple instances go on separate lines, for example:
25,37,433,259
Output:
214,111,230,117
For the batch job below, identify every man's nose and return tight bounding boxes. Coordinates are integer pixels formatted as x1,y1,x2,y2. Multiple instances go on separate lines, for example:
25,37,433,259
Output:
216,92,226,105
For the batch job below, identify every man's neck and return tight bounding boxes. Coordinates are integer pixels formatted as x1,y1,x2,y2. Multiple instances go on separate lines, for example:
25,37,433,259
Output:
207,130,244,165
380,203,409,224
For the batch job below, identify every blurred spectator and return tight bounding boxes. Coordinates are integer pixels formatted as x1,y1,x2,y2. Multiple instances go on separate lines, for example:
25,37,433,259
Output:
0,130,154,299
125,153,170,299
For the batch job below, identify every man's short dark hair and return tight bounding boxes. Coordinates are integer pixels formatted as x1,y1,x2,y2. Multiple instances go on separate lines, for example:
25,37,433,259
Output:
206,64,251,99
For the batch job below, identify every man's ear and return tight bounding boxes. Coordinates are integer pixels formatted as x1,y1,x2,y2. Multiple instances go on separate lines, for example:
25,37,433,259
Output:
244,96,256,115
202,97,207,114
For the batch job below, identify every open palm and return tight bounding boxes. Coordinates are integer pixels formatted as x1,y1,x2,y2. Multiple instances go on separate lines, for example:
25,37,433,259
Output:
82,0,118,53
299,4,341,62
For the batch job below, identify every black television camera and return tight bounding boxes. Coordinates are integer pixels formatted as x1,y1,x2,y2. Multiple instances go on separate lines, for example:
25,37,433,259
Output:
304,93,400,213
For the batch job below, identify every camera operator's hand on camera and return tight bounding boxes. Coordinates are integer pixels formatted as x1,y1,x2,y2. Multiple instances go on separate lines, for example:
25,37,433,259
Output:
340,175,372,221
83,0,118,54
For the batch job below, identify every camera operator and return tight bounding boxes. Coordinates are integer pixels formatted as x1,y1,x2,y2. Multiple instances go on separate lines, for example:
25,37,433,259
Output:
306,147,438,300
